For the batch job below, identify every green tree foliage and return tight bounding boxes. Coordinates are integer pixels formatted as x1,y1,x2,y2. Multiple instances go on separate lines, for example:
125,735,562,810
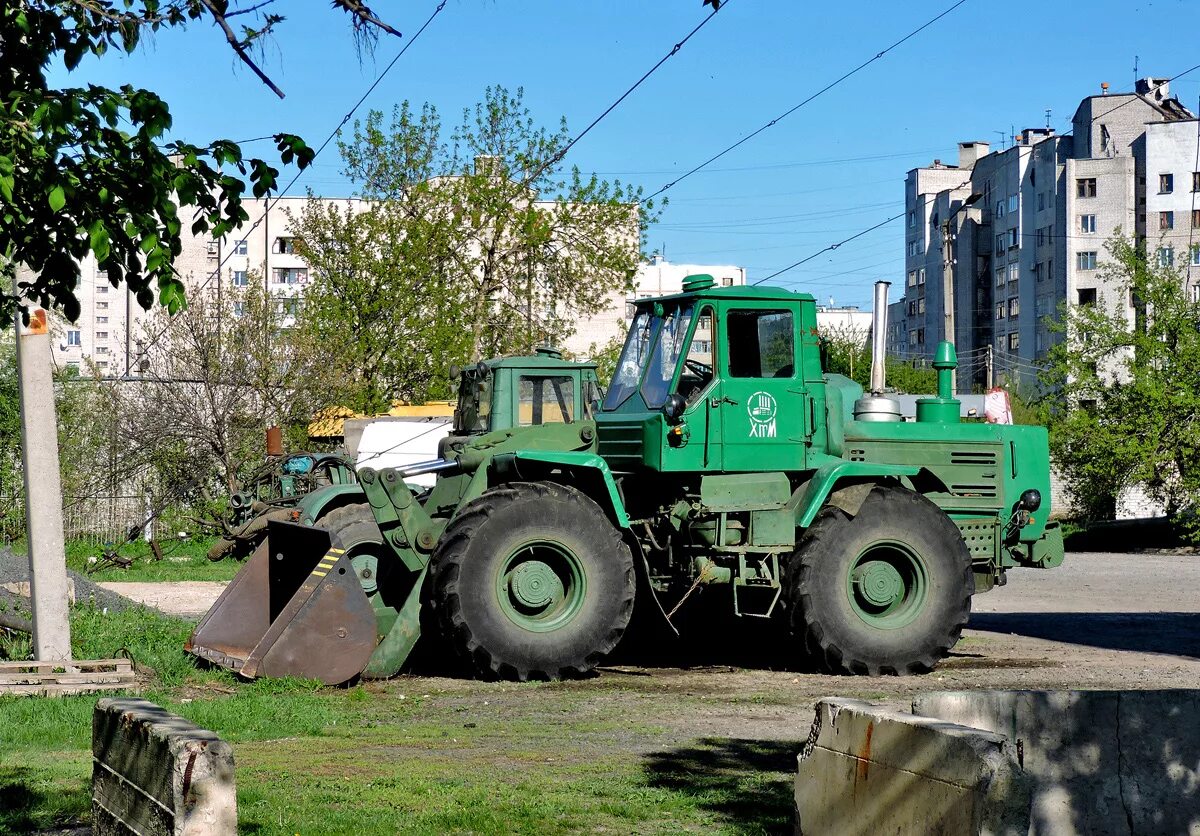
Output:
0,1,410,324
123,282,330,494
1043,234,1200,524
292,87,656,408
819,323,937,393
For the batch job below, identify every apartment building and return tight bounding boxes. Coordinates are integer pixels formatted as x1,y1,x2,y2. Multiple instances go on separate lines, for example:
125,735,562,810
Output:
890,77,1197,391
52,198,741,374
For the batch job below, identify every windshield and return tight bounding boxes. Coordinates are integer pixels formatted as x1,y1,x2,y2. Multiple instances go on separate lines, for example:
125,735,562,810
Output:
603,309,655,410
640,304,694,408
454,369,493,433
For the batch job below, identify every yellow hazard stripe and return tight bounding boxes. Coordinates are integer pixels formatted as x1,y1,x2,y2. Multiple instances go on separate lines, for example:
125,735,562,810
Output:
312,570,329,578
328,547,345,554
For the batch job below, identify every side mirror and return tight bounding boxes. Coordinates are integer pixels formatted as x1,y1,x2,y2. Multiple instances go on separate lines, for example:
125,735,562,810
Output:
449,364,461,380
662,393,687,425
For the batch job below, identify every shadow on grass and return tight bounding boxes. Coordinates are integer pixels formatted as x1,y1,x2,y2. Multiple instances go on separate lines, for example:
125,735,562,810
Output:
642,737,798,834
0,767,87,835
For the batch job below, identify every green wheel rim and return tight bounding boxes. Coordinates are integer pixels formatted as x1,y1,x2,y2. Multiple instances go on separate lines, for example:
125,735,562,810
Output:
495,540,587,633
846,540,928,629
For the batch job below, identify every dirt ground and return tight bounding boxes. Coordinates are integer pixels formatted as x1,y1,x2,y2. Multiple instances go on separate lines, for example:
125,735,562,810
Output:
109,551,1200,707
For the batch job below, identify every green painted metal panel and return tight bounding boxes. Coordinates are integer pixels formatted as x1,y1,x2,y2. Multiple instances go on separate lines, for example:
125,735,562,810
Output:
507,450,631,527
750,508,795,547
700,472,791,511
296,483,365,525
792,460,922,528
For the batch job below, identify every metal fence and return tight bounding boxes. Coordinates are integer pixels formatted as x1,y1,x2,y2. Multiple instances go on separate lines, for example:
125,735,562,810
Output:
0,495,148,548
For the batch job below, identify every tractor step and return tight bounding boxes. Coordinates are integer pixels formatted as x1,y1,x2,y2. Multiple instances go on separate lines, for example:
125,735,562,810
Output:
186,521,378,685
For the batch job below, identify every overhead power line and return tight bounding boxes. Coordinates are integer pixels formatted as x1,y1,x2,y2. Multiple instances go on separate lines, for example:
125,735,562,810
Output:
645,0,971,200
751,213,905,285
135,0,448,363
529,1,730,184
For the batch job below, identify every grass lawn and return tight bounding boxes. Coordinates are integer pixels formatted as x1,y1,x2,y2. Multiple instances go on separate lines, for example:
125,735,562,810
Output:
0,605,808,835
7,535,244,582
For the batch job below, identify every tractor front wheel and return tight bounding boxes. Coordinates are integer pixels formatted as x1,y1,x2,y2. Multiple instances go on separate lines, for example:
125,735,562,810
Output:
788,484,973,675
431,482,635,681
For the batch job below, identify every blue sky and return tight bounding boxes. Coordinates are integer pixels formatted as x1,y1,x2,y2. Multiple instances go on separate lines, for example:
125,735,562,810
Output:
59,0,1200,308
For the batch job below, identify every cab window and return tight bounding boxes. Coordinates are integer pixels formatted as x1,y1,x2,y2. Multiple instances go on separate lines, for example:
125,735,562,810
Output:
676,305,715,403
519,375,574,425
727,310,794,378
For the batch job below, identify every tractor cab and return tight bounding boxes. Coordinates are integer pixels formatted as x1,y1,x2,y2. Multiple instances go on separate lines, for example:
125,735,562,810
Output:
445,348,602,454
597,275,824,473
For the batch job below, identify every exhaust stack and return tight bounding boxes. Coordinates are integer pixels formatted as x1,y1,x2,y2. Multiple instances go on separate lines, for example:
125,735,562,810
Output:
852,280,902,422
869,280,889,394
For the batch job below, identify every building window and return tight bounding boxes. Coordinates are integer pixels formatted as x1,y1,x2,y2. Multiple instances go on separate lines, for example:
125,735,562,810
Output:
1037,192,1046,211
1034,262,1043,283
1007,263,1019,283
1036,295,1051,316
1077,251,1098,271
1159,173,1174,194
1080,214,1096,234
908,331,918,346
907,270,918,287
1008,332,1020,351
720,277,734,287
274,237,298,255
908,211,916,229
908,301,918,316
916,328,924,344
96,331,108,340
995,268,1005,288
1160,211,1175,230
917,268,925,285
1078,288,1097,306
272,268,308,285
1008,194,1019,213
97,316,108,323
1158,246,1174,267
96,346,110,355
1036,227,1045,247
1008,298,1020,318
1192,245,1200,266
917,298,925,314
96,301,108,310
1076,178,1097,198
232,270,248,287
1193,209,1200,228
995,201,1005,218
97,285,108,294
233,240,248,256
233,302,245,317
67,330,81,346
1008,229,1019,249
995,303,1005,320
995,234,1004,256
1192,284,1200,303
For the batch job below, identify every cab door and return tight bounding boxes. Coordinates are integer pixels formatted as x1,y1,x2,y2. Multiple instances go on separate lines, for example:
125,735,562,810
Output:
665,304,722,471
719,306,808,472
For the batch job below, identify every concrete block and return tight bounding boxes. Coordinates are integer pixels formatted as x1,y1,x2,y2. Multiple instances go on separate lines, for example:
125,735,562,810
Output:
794,698,1031,836
914,689,1200,836
1,577,76,603
92,698,236,836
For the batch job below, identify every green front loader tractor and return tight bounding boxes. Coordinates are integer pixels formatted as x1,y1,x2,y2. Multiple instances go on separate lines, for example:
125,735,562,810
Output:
188,276,1063,684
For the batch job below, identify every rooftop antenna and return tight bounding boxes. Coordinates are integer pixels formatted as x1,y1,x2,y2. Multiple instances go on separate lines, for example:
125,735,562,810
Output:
1045,108,1052,129
993,130,1006,150
1134,54,1139,85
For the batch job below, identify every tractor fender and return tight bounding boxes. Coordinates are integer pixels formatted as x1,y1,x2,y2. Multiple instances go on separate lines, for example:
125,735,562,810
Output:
791,461,946,529
296,483,367,525
492,451,631,528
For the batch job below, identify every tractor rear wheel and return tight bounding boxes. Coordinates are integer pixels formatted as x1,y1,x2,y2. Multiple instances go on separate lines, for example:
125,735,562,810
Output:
788,484,973,675
431,481,635,681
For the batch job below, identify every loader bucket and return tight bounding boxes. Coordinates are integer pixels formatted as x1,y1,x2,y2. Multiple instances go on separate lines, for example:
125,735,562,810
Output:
186,520,378,685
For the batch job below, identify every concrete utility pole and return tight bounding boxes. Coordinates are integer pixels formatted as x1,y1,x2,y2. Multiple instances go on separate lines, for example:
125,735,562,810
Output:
985,345,994,389
15,300,72,662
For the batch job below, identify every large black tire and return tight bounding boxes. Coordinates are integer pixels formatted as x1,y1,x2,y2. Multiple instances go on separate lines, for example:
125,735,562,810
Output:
431,481,635,681
789,485,973,675
316,503,383,554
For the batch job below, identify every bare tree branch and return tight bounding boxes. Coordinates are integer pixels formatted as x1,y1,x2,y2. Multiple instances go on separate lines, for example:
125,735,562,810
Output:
199,0,287,99
331,0,403,37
